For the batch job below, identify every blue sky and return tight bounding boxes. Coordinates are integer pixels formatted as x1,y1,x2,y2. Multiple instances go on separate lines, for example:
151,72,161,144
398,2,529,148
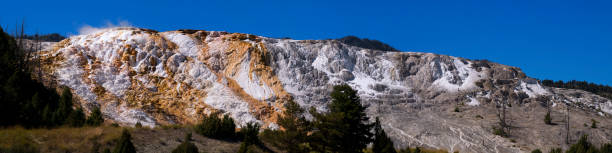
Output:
2,0,611,85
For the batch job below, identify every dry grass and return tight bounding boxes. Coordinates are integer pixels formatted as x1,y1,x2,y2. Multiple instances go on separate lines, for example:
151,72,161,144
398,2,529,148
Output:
0,126,123,153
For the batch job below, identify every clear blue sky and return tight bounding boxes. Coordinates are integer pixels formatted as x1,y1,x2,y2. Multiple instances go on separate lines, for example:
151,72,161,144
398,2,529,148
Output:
2,0,611,85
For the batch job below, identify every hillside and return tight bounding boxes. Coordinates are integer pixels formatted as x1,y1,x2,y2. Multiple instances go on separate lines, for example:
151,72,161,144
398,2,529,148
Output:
33,27,611,153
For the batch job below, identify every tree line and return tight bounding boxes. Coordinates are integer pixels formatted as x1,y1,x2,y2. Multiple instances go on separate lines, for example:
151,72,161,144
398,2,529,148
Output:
541,79,612,100
0,27,102,128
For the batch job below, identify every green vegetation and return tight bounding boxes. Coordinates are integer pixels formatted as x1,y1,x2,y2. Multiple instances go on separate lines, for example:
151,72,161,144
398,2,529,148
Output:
194,112,236,139
336,36,398,51
373,117,396,153
261,100,310,152
590,119,598,129
530,135,612,153
87,107,104,126
0,27,87,128
309,84,374,153
541,80,612,100
531,149,542,153
112,129,136,153
21,33,66,42
172,133,199,153
544,112,553,125
237,122,261,153
549,148,563,153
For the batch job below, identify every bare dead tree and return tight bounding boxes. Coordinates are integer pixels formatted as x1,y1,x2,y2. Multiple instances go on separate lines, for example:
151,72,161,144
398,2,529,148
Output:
566,101,571,144
494,88,511,136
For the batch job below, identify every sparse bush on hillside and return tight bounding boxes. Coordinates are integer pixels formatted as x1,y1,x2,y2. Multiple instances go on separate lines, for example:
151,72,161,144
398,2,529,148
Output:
113,129,136,153
548,148,562,153
195,112,236,139
544,112,552,125
87,107,104,126
237,122,261,153
590,119,598,128
172,133,199,153
531,149,542,153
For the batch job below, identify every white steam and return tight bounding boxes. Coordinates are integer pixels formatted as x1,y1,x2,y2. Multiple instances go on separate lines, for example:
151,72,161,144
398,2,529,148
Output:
78,20,132,35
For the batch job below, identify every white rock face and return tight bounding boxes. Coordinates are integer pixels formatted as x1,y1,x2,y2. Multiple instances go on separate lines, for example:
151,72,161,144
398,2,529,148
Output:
35,28,611,153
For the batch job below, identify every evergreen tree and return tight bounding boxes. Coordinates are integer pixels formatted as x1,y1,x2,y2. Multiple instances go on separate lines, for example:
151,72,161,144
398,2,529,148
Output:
373,117,396,153
566,135,598,153
66,107,86,127
172,133,199,153
113,129,136,153
87,107,104,126
238,122,261,153
414,147,421,153
264,100,310,152
310,84,374,153
600,143,612,153
531,149,542,153
54,87,73,125
220,114,236,138
544,112,552,125
548,148,562,153
195,112,236,139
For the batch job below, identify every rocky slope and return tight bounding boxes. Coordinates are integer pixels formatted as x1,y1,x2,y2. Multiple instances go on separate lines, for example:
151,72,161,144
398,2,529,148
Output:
34,28,611,153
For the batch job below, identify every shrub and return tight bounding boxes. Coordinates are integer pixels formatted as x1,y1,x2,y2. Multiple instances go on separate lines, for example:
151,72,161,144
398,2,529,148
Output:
566,135,597,153
195,112,236,139
493,127,507,137
590,119,598,128
531,149,542,153
87,107,104,126
135,122,142,128
112,129,136,153
544,112,552,125
171,133,199,153
66,107,86,127
240,122,261,146
548,148,562,153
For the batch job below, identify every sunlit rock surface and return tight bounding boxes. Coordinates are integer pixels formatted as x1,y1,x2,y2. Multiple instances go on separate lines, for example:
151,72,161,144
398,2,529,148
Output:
35,28,611,153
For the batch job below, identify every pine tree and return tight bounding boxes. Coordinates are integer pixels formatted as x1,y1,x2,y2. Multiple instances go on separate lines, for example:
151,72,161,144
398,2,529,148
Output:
566,135,598,153
66,107,86,127
54,87,73,125
113,129,136,153
264,100,310,152
310,84,374,153
87,107,104,126
238,122,261,153
195,112,236,139
373,117,396,153
220,114,236,138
